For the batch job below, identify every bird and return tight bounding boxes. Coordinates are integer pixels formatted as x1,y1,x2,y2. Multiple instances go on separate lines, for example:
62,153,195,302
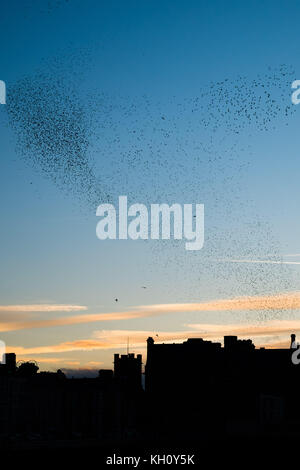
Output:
115,298,118,302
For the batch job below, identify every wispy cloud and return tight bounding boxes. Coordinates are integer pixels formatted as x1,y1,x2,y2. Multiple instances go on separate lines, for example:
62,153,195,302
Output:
218,258,300,265
0,311,149,332
186,319,300,338
16,356,68,364
86,361,104,367
284,254,300,257
2,293,300,332
139,292,300,312
6,331,196,356
8,321,300,357
0,304,87,312
7,340,109,355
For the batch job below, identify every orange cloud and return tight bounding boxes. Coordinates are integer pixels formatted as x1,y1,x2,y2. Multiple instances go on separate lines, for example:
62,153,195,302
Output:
263,341,290,349
0,304,87,312
1,292,300,333
186,319,300,337
7,339,109,355
16,356,67,364
86,361,104,367
7,321,300,358
141,292,300,313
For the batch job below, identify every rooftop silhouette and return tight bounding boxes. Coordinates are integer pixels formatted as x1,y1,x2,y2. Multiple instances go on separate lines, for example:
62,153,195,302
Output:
0,333,299,450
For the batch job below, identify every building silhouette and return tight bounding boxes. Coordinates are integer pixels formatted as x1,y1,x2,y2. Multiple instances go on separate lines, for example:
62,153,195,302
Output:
114,353,142,389
145,334,300,439
0,335,299,450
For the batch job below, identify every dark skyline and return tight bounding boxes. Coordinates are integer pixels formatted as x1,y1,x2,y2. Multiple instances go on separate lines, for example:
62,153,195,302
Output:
0,332,300,451
1,1,300,372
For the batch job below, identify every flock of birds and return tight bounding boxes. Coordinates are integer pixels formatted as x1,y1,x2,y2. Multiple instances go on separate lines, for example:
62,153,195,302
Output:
3,51,298,316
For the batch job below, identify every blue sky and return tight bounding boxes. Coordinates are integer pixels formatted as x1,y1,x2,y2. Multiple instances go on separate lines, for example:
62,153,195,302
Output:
1,0,300,372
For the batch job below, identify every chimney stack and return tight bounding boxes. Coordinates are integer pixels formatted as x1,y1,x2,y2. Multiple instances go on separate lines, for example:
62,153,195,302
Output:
291,333,297,349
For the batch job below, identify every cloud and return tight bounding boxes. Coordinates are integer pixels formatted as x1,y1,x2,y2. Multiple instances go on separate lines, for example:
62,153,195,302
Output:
16,356,67,364
0,311,144,332
218,258,300,265
6,331,191,356
0,304,87,312
2,292,300,333
186,320,300,338
8,320,300,358
7,340,109,355
139,292,300,313
263,340,290,348
93,329,193,346
15,356,104,373
284,254,300,257
86,361,104,367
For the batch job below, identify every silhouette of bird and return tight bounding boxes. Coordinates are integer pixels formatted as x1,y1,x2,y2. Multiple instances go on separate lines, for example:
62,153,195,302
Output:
115,298,118,302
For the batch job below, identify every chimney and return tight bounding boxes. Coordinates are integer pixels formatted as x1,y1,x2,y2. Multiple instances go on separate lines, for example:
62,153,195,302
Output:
291,333,297,349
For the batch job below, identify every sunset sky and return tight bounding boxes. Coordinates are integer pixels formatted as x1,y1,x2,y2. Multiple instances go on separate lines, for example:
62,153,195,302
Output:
1,0,300,374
